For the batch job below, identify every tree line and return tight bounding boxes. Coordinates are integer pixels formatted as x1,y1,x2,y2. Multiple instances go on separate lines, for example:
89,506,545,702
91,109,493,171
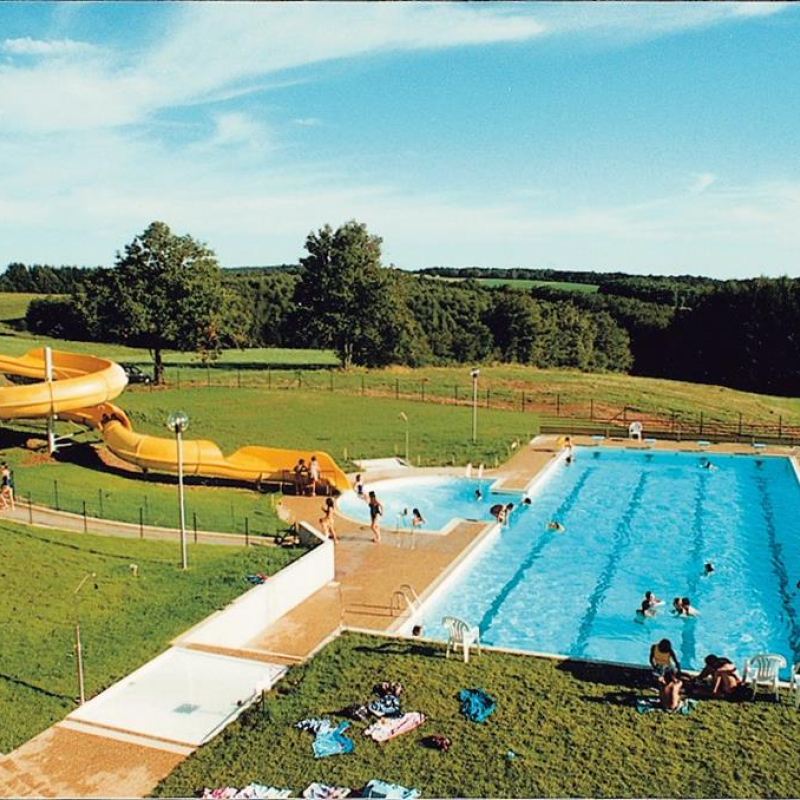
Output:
10,220,800,396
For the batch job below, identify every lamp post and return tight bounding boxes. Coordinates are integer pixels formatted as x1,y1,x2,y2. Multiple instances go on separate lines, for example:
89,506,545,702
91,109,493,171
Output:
470,368,480,444
74,572,97,705
399,412,409,462
166,411,190,570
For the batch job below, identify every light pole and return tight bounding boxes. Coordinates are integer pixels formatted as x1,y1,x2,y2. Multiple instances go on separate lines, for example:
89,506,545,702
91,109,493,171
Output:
470,368,480,444
166,411,190,570
399,412,409,462
74,572,97,705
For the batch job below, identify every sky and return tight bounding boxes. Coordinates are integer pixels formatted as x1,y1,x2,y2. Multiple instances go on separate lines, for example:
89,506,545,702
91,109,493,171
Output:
0,2,799,278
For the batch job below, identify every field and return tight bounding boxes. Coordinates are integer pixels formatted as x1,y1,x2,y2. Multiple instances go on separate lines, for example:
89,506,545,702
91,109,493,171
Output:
0,523,304,753
155,632,800,798
0,293,58,324
475,277,599,293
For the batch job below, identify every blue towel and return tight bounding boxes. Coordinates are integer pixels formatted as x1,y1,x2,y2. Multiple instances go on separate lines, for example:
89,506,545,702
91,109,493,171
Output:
312,721,354,758
457,688,495,723
361,779,420,799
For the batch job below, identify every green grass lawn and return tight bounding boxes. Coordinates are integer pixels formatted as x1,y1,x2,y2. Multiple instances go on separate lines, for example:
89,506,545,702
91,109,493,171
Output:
155,632,800,799
0,293,60,324
0,522,304,753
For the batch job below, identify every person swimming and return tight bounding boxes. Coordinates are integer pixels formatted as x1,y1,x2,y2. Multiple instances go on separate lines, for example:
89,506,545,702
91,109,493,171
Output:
704,562,715,576
643,590,663,608
636,599,657,620
547,521,566,533
411,508,425,528
475,488,483,501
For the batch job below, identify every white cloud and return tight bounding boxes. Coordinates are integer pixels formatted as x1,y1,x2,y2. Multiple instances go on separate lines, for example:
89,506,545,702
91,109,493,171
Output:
690,172,717,194
2,36,99,57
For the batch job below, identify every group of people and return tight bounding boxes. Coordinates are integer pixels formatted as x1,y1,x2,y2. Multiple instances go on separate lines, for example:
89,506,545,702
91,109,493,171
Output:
636,590,700,620
292,456,323,497
649,638,747,711
0,462,14,511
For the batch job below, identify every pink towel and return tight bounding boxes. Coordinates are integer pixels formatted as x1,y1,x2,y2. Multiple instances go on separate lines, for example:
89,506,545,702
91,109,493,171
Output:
363,712,425,742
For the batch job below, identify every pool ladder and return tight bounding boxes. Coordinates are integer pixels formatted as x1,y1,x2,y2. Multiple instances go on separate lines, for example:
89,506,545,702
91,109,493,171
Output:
390,583,421,617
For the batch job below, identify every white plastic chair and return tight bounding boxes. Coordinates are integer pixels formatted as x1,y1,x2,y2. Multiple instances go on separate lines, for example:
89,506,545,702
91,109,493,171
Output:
442,616,481,664
628,421,643,441
743,653,787,701
791,662,800,709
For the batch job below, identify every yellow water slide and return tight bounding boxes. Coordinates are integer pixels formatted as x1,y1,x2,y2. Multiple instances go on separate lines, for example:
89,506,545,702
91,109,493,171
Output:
0,348,350,492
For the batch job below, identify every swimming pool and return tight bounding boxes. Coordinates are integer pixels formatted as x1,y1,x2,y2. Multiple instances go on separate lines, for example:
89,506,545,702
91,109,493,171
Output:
412,448,800,674
337,475,498,533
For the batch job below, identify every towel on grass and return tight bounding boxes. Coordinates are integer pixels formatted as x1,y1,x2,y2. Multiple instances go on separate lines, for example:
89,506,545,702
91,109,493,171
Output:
364,712,425,742
202,789,237,799
301,783,351,799
295,718,332,734
312,720,354,758
636,697,696,715
360,779,420,799
233,785,292,799
458,689,495,723
368,694,401,718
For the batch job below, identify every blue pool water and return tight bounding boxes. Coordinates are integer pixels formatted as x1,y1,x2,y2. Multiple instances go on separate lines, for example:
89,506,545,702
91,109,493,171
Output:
417,449,800,673
337,476,496,532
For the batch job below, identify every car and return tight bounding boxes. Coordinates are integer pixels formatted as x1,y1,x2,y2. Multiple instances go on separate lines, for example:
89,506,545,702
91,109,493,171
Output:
120,363,152,385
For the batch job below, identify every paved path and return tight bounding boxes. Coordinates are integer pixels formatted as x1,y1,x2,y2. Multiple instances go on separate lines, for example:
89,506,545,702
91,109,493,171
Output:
0,502,271,547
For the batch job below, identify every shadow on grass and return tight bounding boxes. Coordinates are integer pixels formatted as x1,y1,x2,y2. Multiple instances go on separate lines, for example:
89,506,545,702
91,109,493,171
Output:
581,690,642,708
352,639,444,659
556,658,653,690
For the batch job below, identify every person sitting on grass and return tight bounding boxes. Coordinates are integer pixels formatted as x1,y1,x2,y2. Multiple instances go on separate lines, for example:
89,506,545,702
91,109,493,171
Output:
649,638,681,678
658,668,687,712
690,655,744,699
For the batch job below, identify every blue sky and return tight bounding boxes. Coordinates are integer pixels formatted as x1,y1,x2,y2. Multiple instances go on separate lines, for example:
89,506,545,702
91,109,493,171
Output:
0,2,798,277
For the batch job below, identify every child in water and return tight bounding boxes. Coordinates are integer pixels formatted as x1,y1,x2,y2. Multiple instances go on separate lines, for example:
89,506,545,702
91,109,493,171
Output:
412,508,425,528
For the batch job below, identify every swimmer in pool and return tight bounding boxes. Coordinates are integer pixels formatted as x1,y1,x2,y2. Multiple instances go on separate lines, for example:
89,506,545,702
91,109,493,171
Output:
703,562,715,576
636,599,657,620
523,497,532,506
475,488,483,501
643,590,663,609
411,508,425,528
547,521,566,533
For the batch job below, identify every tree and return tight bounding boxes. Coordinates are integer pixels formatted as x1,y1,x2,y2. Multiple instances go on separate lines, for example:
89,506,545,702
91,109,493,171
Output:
77,222,243,383
292,221,426,367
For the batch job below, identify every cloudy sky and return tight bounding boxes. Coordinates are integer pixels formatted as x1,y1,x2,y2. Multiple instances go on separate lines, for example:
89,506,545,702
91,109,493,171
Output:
1,2,798,277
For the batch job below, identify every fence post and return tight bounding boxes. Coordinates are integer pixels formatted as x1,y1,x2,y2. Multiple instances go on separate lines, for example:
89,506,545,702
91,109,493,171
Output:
521,391,526,412
53,479,59,511
193,512,198,544
738,412,743,437
237,367,242,389
421,382,425,402
486,388,490,409
139,507,144,539
556,394,561,417
245,517,250,547
28,493,33,523
296,370,302,389
98,489,104,518
590,398,594,420
699,411,704,436
83,501,88,533
622,406,627,422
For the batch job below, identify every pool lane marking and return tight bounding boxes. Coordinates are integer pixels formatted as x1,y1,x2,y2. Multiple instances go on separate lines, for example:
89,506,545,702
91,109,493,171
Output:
680,470,709,668
476,466,596,639
753,473,800,661
572,471,650,658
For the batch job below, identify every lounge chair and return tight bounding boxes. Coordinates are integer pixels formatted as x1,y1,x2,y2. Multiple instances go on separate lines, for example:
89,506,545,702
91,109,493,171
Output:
792,662,800,709
442,616,481,664
628,421,643,441
743,653,787,701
